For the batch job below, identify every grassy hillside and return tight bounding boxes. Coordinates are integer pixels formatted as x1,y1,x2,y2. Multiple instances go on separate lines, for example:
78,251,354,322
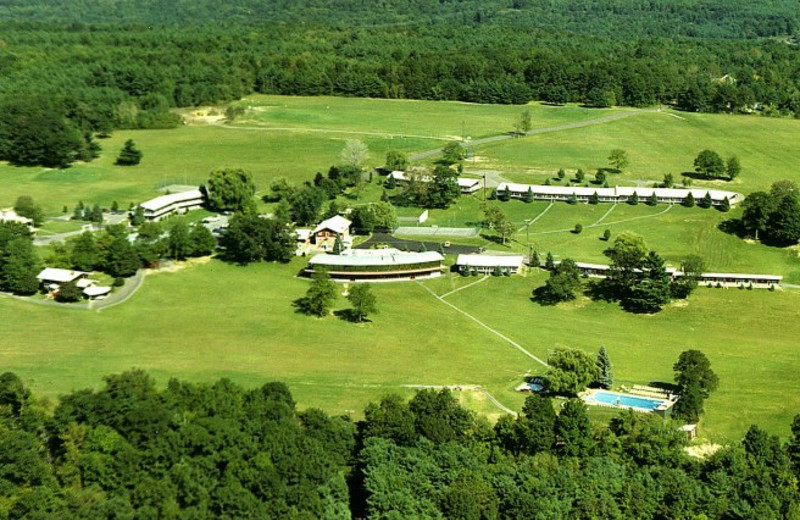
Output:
2,95,800,441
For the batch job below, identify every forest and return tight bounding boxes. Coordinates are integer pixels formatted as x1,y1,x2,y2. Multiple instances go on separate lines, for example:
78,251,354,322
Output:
3,370,800,519
1,2,800,166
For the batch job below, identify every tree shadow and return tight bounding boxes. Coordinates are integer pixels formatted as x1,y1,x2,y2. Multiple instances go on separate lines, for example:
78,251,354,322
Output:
647,381,680,394
717,218,747,238
680,171,730,182
334,309,371,323
530,285,560,306
583,279,617,303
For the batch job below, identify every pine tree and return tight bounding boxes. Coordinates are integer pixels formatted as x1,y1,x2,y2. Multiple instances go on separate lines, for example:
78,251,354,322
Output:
115,139,143,166
130,206,146,226
567,193,578,205
603,228,611,241
557,168,566,181
333,235,345,254
683,192,695,207
523,187,534,203
596,346,613,389
545,251,555,270
531,250,540,268
699,191,713,209
647,192,659,206
589,191,599,205
719,196,730,212
628,192,639,205
0,237,40,295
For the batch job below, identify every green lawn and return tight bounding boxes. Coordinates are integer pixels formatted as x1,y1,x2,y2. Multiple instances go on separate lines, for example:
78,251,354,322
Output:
473,109,800,195
443,272,800,442
3,95,800,442
232,95,616,140
3,258,800,442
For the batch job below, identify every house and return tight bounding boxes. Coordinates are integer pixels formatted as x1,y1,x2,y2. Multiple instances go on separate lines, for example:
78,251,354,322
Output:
0,209,33,228
37,268,88,288
456,254,525,275
457,178,481,194
312,216,352,251
306,248,444,282
138,189,205,221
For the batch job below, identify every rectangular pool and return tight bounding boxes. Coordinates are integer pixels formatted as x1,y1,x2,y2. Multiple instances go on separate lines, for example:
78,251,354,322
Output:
584,390,668,412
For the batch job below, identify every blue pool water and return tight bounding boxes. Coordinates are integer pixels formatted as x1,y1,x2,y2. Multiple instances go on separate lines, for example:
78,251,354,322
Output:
589,391,665,411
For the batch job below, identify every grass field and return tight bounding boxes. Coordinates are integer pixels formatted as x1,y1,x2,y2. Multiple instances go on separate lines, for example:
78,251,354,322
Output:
472,110,800,194
2,95,800,442
231,95,616,140
2,257,800,441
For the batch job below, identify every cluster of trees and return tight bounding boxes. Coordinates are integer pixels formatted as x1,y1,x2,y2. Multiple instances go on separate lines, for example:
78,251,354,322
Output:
481,204,516,244
536,233,704,312
739,180,800,245
218,212,295,265
295,269,378,322
693,150,740,180
48,221,215,279
1,1,799,167
599,233,704,312
350,202,397,233
12,196,43,226
394,165,461,209
4,368,799,519
0,221,40,295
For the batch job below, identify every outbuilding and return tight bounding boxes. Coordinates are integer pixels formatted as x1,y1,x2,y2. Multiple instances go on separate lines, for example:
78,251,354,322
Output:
456,254,524,275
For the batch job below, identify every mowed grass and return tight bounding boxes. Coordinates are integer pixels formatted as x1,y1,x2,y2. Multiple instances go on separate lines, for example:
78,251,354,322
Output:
0,126,429,215
233,95,616,139
0,259,531,417
444,272,800,442
4,258,800,441
475,110,800,194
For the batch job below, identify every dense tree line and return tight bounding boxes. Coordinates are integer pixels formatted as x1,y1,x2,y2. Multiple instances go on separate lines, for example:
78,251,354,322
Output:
0,0,796,39
2,3,800,166
4,370,800,518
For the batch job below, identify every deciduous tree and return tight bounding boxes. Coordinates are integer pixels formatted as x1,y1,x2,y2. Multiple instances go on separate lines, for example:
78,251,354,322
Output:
296,269,337,317
693,149,725,179
546,347,600,395
207,168,256,213
608,149,629,173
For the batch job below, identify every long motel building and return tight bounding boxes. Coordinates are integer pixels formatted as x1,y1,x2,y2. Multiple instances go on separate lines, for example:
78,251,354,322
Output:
496,183,744,207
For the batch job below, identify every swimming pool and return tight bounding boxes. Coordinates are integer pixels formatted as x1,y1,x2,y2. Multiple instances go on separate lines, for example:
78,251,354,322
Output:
584,390,668,412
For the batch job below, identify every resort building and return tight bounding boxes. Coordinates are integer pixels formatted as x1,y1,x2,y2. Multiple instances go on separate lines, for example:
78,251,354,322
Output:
496,183,744,207
456,254,525,275
557,261,781,289
389,170,483,194
305,248,444,282
139,189,205,221
312,215,352,251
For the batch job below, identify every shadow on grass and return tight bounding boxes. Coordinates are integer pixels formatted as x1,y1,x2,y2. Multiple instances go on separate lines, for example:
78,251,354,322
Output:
334,309,371,323
530,285,560,306
717,218,748,239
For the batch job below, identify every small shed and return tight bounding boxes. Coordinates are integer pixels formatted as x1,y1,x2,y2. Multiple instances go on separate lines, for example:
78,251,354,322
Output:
83,285,112,300
679,424,698,441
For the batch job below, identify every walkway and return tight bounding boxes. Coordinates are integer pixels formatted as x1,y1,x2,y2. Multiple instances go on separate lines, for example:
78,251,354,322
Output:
409,108,660,162
417,282,549,368
528,204,673,236
517,202,554,232
93,270,146,312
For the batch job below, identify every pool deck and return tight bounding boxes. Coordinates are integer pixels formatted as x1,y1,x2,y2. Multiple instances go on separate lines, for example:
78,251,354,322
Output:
580,388,677,414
